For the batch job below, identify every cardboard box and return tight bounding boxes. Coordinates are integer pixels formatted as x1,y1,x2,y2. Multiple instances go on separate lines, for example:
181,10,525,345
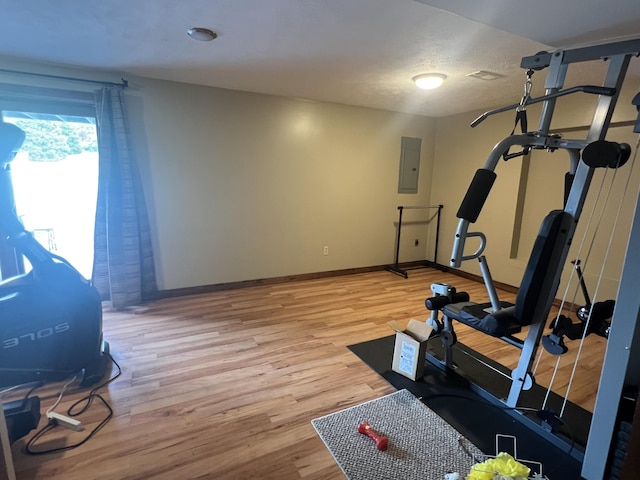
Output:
388,319,433,381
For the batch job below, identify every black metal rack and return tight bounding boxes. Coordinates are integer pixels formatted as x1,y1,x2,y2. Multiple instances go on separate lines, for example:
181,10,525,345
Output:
386,204,443,278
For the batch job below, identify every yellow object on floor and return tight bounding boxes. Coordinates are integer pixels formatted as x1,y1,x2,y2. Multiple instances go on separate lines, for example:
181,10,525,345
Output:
466,452,531,480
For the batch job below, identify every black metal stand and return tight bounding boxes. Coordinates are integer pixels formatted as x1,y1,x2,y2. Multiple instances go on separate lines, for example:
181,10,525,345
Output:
386,204,443,278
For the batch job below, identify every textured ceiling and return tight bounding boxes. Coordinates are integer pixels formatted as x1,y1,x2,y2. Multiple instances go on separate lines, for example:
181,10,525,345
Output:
0,0,639,117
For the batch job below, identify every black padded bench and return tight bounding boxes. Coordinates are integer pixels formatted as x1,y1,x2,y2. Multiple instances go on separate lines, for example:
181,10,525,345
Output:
427,209,570,345
442,301,520,337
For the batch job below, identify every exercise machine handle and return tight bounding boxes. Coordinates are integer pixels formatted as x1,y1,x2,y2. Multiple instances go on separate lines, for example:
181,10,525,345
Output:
471,85,616,128
451,227,486,267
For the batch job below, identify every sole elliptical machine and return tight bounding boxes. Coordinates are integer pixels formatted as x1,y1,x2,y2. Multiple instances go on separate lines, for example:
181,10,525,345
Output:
0,121,110,441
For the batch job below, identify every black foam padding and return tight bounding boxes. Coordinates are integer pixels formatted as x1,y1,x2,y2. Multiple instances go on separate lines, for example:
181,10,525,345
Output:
618,143,632,168
425,291,470,310
452,292,470,303
581,85,617,96
634,92,640,133
582,140,630,168
564,172,574,207
442,301,519,337
425,295,448,310
515,210,570,326
456,169,496,223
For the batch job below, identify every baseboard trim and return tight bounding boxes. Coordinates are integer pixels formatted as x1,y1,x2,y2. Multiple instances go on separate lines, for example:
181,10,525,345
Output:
153,263,418,299
151,261,530,302
154,261,448,299
153,261,569,327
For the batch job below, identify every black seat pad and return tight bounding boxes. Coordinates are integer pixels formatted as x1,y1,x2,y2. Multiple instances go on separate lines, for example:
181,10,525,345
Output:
436,210,569,339
443,301,521,337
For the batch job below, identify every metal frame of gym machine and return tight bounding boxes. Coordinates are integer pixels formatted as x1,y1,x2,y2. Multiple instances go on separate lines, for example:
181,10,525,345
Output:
447,38,640,480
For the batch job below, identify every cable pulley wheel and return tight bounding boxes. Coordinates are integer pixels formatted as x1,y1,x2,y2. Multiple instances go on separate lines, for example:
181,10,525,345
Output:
511,370,534,391
440,329,457,347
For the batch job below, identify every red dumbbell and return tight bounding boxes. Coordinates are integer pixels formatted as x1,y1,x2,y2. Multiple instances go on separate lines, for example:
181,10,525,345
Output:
357,421,388,450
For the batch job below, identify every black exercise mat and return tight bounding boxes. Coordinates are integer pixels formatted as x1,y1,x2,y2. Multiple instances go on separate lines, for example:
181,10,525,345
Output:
348,335,585,480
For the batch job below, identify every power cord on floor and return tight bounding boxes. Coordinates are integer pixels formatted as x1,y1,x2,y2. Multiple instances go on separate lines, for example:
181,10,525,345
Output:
25,353,122,455
45,375,77,416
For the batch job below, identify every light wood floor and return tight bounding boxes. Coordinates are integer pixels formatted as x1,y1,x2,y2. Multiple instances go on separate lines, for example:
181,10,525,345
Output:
7,268,606,479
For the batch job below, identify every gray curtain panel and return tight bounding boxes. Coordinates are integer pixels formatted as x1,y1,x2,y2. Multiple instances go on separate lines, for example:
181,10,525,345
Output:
92,87,157,309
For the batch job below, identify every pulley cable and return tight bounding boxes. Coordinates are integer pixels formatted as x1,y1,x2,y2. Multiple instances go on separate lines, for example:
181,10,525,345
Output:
541,355,563,411
533,341,545,374
535,151,610,379
560,135,640,417
545,160,624,413
540,138,639,413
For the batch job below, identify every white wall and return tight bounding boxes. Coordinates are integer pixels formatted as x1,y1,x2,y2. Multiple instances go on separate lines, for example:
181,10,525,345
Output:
124,78,436,290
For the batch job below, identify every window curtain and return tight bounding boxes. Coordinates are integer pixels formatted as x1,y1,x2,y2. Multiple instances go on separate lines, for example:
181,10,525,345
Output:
92,87,157,309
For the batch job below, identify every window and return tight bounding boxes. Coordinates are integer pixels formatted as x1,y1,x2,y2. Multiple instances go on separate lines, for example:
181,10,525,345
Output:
0,85,98,280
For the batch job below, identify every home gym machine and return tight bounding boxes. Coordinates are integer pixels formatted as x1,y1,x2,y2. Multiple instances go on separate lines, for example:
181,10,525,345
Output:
424,39,640,479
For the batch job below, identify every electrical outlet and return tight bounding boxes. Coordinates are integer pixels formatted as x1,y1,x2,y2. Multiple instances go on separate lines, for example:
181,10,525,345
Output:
323,246,329,256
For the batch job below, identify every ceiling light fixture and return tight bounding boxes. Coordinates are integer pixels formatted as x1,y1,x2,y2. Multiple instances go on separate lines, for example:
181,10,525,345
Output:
187,27,218,42
412,73,447,90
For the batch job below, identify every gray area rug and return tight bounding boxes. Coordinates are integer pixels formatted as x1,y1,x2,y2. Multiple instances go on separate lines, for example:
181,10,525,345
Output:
312,389,484,480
